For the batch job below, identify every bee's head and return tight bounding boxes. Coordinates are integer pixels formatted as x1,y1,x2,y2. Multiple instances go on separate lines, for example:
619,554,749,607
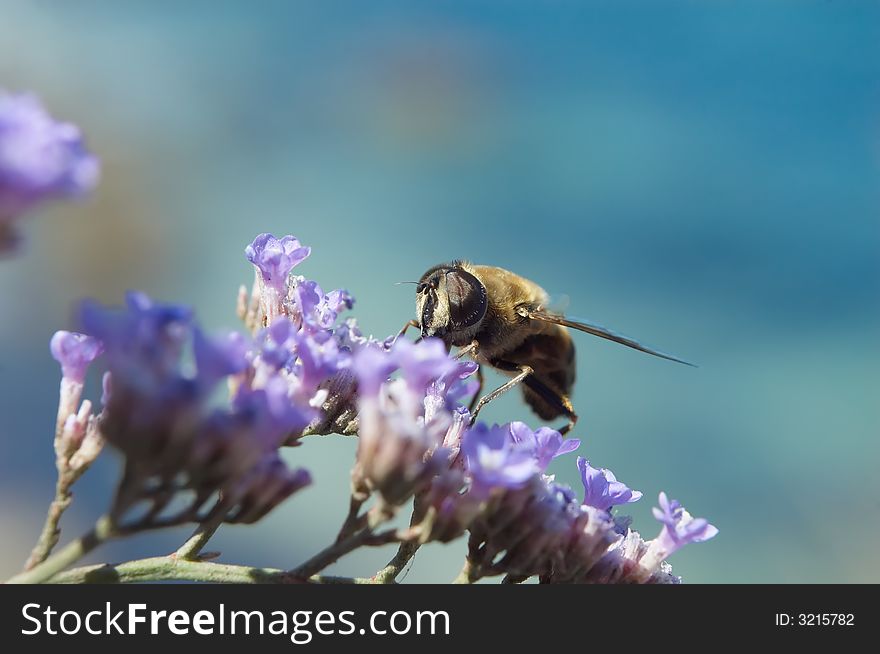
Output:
416,262,487,345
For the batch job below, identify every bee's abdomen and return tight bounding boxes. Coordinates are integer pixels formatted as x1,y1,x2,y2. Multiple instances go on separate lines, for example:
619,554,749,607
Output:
499,328,576,420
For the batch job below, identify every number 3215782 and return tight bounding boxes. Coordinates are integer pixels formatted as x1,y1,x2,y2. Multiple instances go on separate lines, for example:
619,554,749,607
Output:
798,614,854,626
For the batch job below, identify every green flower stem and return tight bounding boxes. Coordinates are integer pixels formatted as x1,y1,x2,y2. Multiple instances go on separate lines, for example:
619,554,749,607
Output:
24,472,74,570
289,528,384,579
289,504,399,579
46,557,378,585
335,495,367,542
452,559,478,584
8,514,116,584
374,540,421,584
175,521,222,561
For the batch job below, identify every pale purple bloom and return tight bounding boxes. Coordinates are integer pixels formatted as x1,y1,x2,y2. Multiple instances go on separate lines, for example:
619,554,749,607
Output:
79,294,211,438
325,289,354,313
292,279,323,327
424,359,478,424
545,477,579,506
79,291,312,526
230,377,312,449
334,317,367,350
617,492,718,582
80,291,193,381
416,468,481,543
352,343,400,396
584,529,680,584
293,329,351,393
508,422,580,470
353,337,458,398
441,405,471,453
577,457,642,512
651,491,718,553
222,460,312,524
463,473,620,581
351,338,468,504
393,338,460,394
290,279,354,332
245,233,310,293
352,377,446,504
1,90,99,250
194,329,248,385
49,330,103,383
462,422,540,494
256,318,298,369
81,290,193,347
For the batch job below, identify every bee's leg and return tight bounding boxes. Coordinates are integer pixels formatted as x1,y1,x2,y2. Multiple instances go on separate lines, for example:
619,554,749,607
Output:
468,366,484,413
455,340,479,360
559,407,579,436
394,319,421,343
521,375,579,435
470,364,533,422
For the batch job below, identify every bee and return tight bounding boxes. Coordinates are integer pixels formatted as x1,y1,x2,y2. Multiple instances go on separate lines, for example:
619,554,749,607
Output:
400,261,693,434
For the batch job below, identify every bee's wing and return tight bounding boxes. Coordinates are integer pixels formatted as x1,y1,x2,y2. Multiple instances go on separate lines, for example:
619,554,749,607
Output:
545,293,571,315
524,309,696,367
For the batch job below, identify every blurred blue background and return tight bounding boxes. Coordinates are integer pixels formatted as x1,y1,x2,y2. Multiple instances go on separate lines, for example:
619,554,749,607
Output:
1,1,878,583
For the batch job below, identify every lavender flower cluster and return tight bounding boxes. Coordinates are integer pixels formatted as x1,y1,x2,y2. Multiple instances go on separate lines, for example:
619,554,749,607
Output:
45,230,716,581
0,89,98,252
8,90,717,584
349,330,716,583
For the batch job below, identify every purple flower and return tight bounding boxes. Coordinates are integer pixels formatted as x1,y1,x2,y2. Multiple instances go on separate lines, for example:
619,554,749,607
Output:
352,343,400,396
293,329,351,396
80,292,312,527
245,233,310,293
230,377,312,449
289,279,354,332
353,337,457,397
351,339,466,504
441,405,471,453
1,90,99,249
393,338,460,394
325,289,354,313
194,328,248,386
352,377,447,504
651,492,718,553
50,330,103,383
583,529,680,584
222,459,312,524
424,359,478,424
577,457,642,512
80,291,193,379
334,317,367,350
509,422,580,471
463,473,620,581
256,318,298,369
462,422,540,494
292,279,323,326
616,492,718,582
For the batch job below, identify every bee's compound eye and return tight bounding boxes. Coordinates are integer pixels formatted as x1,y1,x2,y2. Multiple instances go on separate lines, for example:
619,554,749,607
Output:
416,283,426,294
445,270,487,329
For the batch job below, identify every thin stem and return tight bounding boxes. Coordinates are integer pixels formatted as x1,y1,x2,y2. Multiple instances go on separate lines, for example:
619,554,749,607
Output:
24,474,73,569
374,540,421,584
46,557,378,585
335,495,366,542
8,515,116,584
175,521,222,561
452,558,478,584
289,504,398,579
289,529,375,579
